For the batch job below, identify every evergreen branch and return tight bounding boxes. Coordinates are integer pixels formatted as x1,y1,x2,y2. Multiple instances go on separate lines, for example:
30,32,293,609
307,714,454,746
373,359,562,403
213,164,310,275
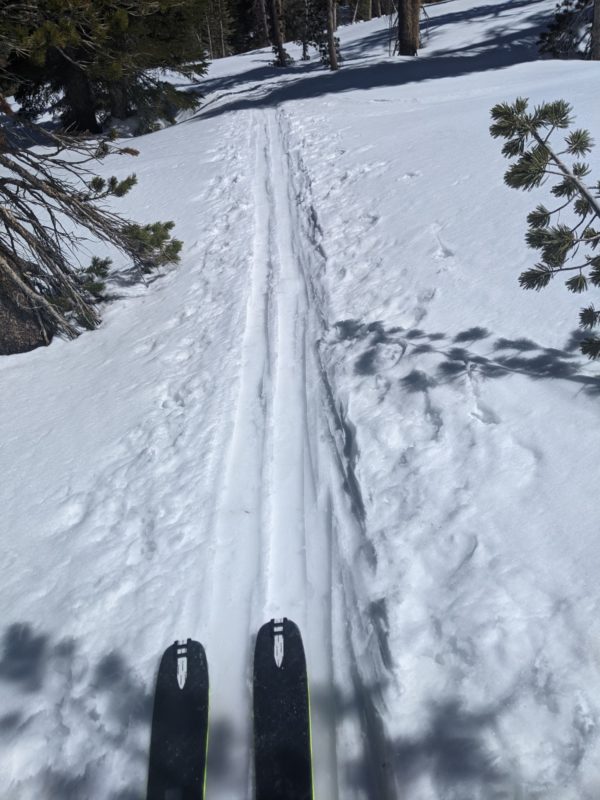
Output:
529,127,600,218
0,251,81,338
490,96,600,359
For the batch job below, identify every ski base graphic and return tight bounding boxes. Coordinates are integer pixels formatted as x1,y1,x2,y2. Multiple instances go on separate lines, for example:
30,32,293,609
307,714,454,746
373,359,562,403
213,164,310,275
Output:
147,639,209,800
253,618,313,800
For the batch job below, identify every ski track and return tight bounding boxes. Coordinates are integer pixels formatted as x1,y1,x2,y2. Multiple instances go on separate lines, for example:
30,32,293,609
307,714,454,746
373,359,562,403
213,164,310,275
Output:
5,7,600,800
200,105,395,800
0,95,392,800
201,105,339,799
290,94,600,798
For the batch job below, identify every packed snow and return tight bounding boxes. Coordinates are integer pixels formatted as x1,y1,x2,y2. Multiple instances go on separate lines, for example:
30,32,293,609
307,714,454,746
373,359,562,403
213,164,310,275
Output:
2,1,600,798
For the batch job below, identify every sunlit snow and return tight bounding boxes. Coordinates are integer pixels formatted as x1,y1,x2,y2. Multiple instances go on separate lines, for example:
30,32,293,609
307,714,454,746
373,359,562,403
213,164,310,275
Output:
2,1,600,798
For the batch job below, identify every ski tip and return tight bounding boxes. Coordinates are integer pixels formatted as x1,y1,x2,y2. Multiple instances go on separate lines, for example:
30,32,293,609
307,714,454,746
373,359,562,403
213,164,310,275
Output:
258,617,301,633
255,619,305,670
157,639,208,683
256,618,302,642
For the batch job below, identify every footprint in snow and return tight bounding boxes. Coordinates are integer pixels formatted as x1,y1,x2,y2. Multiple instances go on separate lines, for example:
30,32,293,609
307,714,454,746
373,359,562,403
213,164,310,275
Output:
400,170,422,181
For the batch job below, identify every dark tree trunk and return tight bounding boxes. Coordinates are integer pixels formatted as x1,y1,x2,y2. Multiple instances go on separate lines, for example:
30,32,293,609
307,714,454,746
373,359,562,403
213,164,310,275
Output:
302,0,310,61
355,0,372,21
397,0,420,55
326,0,339,69
108,80,129,119
253,0,270,47
61,62,100,133
205,12,214,59
269,0,288,66
592,0,600,60
0,269,53,355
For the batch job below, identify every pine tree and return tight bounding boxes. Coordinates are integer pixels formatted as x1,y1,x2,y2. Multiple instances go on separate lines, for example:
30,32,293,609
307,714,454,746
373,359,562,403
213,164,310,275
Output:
539,0,595,58
295,0,340,68
490,98,600,359
356,0,372,22
0,16,183,354
203,0,235,59
251,0,271,49
268,0,292,65
0,117,183,353
1,1,209,133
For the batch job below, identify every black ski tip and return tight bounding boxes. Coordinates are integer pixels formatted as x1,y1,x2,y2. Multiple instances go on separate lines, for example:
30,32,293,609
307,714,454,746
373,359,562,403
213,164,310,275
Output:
147,639,209,800
256,617,302,638
253,619,313,800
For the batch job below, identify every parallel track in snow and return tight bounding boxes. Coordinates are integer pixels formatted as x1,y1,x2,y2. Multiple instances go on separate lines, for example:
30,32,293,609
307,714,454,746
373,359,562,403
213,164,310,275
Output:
201,106,393,799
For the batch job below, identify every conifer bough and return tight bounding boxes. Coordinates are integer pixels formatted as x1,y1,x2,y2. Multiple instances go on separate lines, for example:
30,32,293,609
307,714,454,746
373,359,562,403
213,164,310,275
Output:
0,117,182,352
490,97,600,359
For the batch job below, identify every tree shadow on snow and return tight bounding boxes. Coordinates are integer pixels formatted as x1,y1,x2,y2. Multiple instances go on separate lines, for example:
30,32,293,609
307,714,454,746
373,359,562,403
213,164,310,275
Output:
0,623,527,798
327,319,600,396
0,623,153,799
189,0,553,121
427,0,551,34
0,622,49,692
315,664,521,799
341,0,550,60
342,690,521,798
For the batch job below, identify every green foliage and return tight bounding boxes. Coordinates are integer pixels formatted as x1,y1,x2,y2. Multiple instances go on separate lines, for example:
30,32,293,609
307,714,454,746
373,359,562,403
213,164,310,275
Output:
122,221,183,270
80,256,112,298
538,0,594,59
86,173,137,199
1,0,209,132
0,120,184,348
292,0,341,67
202,0,235,58
490,97,600,358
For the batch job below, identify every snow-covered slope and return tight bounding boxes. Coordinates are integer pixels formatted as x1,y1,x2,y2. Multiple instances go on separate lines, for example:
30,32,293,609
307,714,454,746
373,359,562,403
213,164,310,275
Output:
2,1,600,798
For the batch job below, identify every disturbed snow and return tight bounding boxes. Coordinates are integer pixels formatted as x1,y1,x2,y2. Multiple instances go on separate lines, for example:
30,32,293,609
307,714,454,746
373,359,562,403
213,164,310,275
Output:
2,1,600,798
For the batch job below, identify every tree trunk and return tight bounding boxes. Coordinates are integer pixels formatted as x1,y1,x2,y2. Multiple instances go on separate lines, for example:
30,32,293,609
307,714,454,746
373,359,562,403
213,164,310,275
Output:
327,0,339,69
358,0,372,21
219,16,226,57
205,13,214,59
397,0,420,55
108,80,129,119
302,0,310,60
253,0,270,47
61,62,100,133
0,268,52,355
269,0,288,66
592,0,600,60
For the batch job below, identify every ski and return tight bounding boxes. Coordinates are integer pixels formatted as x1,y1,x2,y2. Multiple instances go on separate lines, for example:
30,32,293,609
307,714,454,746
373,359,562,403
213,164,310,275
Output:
253,618,313,800
147,638,209,800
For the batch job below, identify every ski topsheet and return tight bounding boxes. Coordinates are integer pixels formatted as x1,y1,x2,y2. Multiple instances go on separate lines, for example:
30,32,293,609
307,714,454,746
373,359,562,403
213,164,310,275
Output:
253,618,313,800
147,639,209,800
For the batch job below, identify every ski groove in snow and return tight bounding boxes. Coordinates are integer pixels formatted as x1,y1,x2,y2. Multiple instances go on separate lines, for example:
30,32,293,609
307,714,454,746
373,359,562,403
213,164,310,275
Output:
196,105,396,799
199,106,341,799
269,107,397,799
4,4,600,799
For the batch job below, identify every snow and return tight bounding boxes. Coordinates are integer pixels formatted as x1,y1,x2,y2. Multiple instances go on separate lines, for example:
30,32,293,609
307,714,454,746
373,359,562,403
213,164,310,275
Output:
2,1,600,798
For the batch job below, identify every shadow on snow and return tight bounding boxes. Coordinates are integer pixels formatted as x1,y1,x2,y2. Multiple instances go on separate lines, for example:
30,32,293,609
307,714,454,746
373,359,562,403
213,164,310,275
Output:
187,0,553,120
0,607,532,799
0,623,152,799
328,319,600,396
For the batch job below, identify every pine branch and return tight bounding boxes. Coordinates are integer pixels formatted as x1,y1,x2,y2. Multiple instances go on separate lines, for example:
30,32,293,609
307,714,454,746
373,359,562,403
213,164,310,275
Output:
0,117,182,350
529,128,600,219
490,97,600,358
